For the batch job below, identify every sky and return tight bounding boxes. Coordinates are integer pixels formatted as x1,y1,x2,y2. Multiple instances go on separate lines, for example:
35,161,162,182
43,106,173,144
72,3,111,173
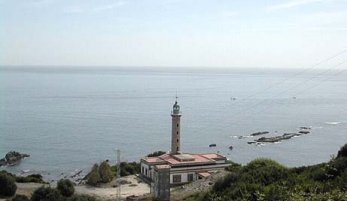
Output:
1,0,347,68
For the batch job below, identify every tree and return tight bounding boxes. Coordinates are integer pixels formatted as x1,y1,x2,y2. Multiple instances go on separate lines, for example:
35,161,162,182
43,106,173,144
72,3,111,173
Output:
86,164,100,186
12,194,30,201
0,172,17,197
57,179,75,197
99,161,113,183
31,186,62,201
147,151,166,157
337,143,347,158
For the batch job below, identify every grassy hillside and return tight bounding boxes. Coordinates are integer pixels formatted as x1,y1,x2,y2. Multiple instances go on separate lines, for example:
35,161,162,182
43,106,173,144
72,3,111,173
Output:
185,143,347,201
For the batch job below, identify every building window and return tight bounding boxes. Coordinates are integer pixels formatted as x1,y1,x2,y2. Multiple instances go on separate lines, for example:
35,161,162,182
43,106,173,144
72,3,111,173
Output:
188,174,194,182
142,167,144,174
177,139,179,142
177,124,179,127
173,175,181,183
177,131,179,134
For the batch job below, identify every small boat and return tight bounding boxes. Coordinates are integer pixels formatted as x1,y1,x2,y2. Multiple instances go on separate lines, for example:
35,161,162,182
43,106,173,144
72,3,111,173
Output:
300,126,311,130
229,146,233,150
209,144,217,147
299,130,310,134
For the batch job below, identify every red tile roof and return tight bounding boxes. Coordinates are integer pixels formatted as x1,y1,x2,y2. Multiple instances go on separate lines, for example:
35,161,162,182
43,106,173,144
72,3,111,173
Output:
143,153,224,166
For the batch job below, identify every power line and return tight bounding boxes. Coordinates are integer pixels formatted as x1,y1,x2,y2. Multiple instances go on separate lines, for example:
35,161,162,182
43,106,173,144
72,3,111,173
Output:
188,49,347,125
224,62,346,127
235,68,347,126
186,52,347,139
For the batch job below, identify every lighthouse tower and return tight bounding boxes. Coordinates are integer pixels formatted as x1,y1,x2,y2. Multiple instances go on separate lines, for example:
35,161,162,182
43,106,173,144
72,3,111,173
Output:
171,100,182,154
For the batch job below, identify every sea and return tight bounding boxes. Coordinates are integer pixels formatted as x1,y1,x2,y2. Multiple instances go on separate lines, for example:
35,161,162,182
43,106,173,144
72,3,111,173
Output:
0,66,346,182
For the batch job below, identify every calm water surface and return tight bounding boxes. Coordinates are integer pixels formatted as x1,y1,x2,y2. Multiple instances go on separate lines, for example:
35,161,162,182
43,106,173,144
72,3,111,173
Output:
1,67,346,181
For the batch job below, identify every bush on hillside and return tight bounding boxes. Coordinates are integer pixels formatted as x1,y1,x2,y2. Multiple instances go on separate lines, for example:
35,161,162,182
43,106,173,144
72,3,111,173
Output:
31,186,62,201
120,162,140,176
0,172,17,197
0,171,45,184
99,161,113,183
67,194,97,201
86,164,101,186
15,174,45,183
241,158,289,186
337,143,347,158
12,194,30,201
57,179,75,197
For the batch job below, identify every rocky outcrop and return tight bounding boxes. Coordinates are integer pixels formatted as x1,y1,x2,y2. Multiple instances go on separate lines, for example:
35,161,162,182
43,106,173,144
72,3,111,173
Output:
0,151,30,166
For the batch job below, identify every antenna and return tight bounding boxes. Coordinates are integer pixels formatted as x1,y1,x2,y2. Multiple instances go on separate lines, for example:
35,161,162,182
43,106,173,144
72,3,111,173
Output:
175,91,179,102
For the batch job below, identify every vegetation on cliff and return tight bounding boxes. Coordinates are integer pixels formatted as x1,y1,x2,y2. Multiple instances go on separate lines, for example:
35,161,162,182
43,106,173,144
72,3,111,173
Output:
85,162,114,186
0,171,46,184
186,143,347,201
30,183,97,201
0,172,17,197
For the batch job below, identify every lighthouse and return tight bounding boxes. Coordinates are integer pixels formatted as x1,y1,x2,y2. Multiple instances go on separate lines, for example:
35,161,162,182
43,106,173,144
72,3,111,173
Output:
171,100,182,154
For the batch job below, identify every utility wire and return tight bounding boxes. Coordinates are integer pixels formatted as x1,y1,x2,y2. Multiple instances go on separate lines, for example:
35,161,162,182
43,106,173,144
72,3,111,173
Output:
228,62,346,126
188,49,347,125
234,68,347,128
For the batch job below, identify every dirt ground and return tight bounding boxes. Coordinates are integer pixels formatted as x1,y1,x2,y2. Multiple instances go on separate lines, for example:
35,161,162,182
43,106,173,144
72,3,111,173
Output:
75,175,150,200
1,175,150,201
1,171,227,201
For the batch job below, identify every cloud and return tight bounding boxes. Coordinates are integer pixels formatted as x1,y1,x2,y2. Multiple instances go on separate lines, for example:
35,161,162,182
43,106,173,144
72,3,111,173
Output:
63,6,84,13
266,0,328,11
25,0,54,6
93,1,126,12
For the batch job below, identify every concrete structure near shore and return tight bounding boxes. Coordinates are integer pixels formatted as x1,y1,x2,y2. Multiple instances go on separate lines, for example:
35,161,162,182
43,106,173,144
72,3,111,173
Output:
140,100,230,200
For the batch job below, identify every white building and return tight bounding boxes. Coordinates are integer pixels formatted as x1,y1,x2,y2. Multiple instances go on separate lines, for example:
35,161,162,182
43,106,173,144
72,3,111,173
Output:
140,100,230,187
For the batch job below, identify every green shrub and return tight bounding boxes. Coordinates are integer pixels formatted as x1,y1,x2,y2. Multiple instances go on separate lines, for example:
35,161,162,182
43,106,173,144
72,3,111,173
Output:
86,164,100,186
241,158,289,186
31,186,62,201
120,162,140,176
213,173,239,192
0,172,17,197
99,162,113,183
331,157,347,173
147,151,166,157
12,194,30,201
57,179,75,197
15,174,45,183
264,184,289,201
337,144,347,158
67,194,97,201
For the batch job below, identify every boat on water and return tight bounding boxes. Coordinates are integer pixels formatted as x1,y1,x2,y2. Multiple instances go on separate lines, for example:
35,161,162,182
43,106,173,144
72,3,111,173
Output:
229,146,233,150
209,144,217,147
